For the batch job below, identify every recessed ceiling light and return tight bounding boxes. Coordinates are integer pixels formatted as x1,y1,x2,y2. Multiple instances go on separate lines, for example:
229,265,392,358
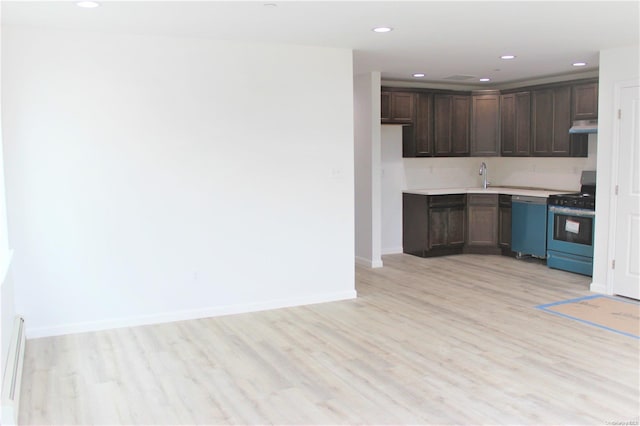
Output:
263,3,278,7
76,1,100,8
413,73,425,78
372,27,393,33
500,55,516,60
479,78,491,82
573,62,587,67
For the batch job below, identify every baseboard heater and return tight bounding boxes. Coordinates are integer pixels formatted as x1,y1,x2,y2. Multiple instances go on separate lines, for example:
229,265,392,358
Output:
2,316,26,426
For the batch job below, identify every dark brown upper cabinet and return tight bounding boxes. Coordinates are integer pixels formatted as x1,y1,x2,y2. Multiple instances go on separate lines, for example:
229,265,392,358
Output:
572,82,598,120
434,94,470,156
385,77,593,158
531,86,573,156
471,91,500,156
400,92,432,157
414,92,434,156
500,91,531,156
381,91,415,124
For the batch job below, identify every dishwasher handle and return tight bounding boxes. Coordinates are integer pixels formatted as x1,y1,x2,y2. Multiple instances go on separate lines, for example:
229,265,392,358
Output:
512,195,547,205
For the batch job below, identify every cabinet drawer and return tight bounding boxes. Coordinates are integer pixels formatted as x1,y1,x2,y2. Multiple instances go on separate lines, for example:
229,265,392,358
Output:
467,193,498,206
428,194,466,207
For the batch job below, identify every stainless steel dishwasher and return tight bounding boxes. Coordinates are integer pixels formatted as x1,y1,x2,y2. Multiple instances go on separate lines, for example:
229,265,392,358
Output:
511,195,548,258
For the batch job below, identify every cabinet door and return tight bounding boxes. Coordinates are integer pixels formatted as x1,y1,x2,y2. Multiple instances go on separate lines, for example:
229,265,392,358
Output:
551,86,572,155
414,93,433,156
498,206,512,248
532,87,572,156
452,96,470,155
502,91,531,156
381,92,415,123
402,126,417,158
500,93,516,155
402,194,429,255
448,206,466,246
514,92,531,155
381,92,391,121
434,95,453,155
428,207,449,249
391,92,415,122
572,82,598,120
434,94,470,156
467,205,499,245
532,89,554,155
466,194,499,246
471,93,500,156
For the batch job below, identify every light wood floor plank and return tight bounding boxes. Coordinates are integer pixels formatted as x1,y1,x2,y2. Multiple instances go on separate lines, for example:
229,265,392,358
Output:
18,254,640,425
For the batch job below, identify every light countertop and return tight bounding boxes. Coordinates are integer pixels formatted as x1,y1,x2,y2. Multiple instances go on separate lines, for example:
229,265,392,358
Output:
403,186,572,198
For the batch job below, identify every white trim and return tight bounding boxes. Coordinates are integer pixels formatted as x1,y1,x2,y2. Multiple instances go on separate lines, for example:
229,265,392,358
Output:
606,79,640,296
381,247,403,255
355,256,384,268
25,290,357,339
371,73,383,269
589,281,608,294
355,256,370,267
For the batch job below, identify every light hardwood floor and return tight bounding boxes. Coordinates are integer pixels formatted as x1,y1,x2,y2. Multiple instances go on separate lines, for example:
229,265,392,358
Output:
19,254,640,425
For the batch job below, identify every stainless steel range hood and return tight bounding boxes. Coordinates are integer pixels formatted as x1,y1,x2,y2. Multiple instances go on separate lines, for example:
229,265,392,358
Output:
569,119,598,134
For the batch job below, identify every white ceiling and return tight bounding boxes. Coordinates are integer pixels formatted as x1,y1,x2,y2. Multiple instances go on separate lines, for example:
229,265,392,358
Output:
2,1,639,87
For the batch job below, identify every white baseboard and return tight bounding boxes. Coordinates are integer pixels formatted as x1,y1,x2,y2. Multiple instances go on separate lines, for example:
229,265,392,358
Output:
590,280,609,294
25,290,358,339
382,247,403,255
355,256,384,268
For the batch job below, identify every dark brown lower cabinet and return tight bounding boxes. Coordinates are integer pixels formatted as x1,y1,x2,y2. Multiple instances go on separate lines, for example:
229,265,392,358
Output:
403,193,429,256
403,193,465,257
429,199,464,250
498,194,514,256
465,193,501,254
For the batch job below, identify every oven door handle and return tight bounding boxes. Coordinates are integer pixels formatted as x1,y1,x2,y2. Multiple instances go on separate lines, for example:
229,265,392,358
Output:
548,205,596,217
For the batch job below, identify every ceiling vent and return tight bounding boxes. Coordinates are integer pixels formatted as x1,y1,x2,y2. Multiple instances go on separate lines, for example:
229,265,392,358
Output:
443,74,476,81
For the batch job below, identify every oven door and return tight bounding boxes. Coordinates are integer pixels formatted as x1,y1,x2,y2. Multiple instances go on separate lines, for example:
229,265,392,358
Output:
547,206,595,258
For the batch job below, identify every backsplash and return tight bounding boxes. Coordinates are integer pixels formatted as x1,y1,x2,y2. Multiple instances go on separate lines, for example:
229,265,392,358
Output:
397,133,597,191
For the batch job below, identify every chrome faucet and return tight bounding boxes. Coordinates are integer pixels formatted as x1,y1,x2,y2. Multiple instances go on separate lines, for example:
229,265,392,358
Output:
479,162,489,189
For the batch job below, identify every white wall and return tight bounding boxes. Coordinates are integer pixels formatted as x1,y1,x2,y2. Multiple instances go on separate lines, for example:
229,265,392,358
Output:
380,125,404,254
354,72,383,267
592,45,640,294
0,13,17,392
2,27,356,338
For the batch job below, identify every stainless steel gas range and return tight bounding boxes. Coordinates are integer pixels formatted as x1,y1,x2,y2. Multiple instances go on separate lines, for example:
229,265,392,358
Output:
546,172,596,276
